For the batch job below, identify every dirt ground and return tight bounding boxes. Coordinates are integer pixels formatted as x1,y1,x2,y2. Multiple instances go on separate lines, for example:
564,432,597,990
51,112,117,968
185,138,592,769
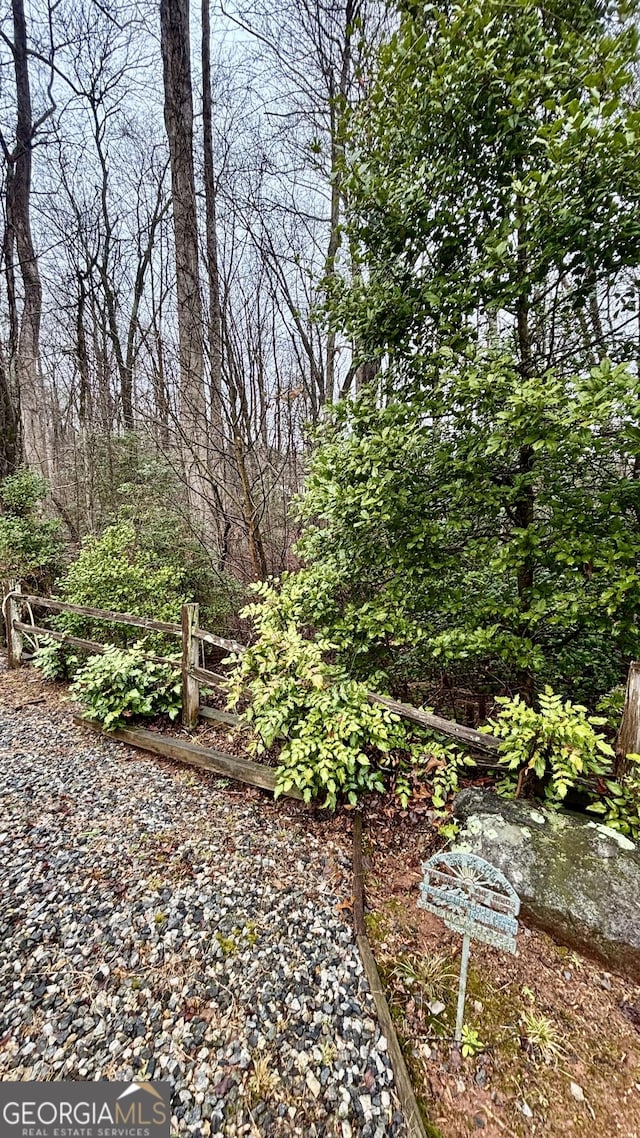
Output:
3,664,640,1137
363,810,640,1138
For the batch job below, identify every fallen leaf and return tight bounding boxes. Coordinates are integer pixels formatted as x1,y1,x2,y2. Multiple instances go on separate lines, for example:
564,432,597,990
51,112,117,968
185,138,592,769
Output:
213,1074,233,1097
621,1003,640,1030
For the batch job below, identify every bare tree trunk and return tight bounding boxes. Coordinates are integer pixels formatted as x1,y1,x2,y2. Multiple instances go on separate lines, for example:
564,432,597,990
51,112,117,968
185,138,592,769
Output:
0,341,20,478
1,161,21,476
222,318,268,578
160,0,207,514
200,0,233,559
201,0,223,435
323,0,353,406
7,0,50,475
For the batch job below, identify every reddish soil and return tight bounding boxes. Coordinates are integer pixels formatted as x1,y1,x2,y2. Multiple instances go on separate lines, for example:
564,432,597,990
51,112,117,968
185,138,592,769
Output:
363,813,640,1138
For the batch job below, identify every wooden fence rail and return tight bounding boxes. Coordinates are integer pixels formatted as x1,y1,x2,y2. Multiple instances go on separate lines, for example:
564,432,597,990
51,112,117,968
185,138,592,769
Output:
12,621,175,667
367,692,501,754
15,593,183,636
192,627,245,654
3,588,237,730
2,584,505,751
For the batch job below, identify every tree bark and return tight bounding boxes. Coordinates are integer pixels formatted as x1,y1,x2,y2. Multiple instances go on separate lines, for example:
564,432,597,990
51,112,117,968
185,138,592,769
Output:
0,342,20,478
514,183,535,704
160,0,207,512
323,0,354,406
615,661,640,779
7,0,50,475
201,0,223,436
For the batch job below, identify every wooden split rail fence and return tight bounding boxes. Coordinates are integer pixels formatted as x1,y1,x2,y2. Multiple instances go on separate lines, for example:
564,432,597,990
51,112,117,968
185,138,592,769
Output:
6,581,640,778
2,582,505,753
3,583,243,731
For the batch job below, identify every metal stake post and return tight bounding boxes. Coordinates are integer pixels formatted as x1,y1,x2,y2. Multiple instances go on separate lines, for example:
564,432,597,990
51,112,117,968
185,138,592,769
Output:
455,933,471,1044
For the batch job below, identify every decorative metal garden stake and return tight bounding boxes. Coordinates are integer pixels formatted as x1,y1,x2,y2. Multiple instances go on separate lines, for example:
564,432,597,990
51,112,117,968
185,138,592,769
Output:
418,851,520,1044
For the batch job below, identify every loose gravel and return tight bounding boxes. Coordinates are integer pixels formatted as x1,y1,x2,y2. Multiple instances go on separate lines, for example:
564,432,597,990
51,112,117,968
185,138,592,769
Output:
0,694,406,1138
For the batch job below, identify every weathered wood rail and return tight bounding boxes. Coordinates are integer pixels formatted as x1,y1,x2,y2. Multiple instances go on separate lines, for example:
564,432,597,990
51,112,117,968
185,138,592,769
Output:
74,716,300,797
13,593,184,636
11,621,175,668
367,692,500,754
615,660,640,778
3,584,239,731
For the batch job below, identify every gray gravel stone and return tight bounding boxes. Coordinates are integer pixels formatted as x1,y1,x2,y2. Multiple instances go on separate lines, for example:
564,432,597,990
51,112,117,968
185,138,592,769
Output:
0,697,406,1136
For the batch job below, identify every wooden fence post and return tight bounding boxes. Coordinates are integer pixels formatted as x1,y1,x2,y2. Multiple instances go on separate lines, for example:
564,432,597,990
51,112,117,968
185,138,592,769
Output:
4,581,23,669
615,661,640,778
181,603,200,728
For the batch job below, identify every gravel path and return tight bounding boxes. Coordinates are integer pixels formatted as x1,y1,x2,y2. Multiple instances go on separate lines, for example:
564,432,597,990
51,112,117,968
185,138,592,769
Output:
0,688,406,1138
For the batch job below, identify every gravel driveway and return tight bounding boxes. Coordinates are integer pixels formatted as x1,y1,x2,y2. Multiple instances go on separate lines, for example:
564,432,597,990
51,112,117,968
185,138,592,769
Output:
0,691,406,1138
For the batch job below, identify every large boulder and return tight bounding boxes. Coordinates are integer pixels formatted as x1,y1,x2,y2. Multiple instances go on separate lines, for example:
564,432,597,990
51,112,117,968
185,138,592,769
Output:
453,787,640,979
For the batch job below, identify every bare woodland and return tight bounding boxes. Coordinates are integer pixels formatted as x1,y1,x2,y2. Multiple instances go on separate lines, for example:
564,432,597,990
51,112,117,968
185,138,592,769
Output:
0,0,378,579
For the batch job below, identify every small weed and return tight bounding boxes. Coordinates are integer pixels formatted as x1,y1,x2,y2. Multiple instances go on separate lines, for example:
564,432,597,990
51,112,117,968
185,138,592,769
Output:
520,1011,564,1063
320,1041,337,1066
461,1025,485,1057
365,910,389,943
154,911,168,925
215,922,259,956
215,931,238,956
438,820,460,841
390,953,457,1006
379,952,457,1037
245,920,259,947
248,1055,280,1103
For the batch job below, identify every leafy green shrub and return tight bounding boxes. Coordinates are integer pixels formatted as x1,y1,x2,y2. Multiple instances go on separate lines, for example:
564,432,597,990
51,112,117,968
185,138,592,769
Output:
487,688,640,838
52,515,240,652
0,471,63,589
32,637,76,680
230,576,640,831
484,688,614,805
53,522,187,654
227,583,417,808
278,359,640,707
1,470,47,515
70,644,181,729
596,686,626,734
587,755,640,841
59,522,185,623
228,581,475,810
228,624,400,808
